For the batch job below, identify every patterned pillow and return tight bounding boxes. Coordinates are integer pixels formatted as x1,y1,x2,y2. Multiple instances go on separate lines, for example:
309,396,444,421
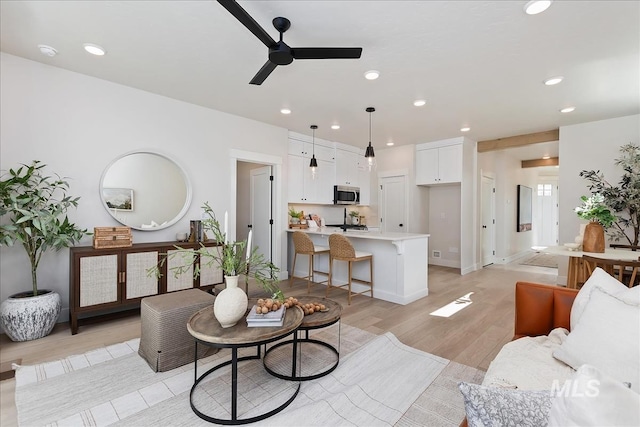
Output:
458,382,552,427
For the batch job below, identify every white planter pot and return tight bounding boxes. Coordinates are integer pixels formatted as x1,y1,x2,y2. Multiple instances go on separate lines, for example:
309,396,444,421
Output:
0,290,62,341
351,216,360,225
213,275,248,328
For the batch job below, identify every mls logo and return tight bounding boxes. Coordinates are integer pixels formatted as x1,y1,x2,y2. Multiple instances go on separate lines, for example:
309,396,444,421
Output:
551,379,600,397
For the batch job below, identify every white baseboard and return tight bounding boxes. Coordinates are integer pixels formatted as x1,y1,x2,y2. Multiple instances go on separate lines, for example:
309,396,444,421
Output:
428,258,460,269
493,250,533,265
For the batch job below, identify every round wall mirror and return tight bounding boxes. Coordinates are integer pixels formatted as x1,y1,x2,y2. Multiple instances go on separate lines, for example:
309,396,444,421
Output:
100,151,192,231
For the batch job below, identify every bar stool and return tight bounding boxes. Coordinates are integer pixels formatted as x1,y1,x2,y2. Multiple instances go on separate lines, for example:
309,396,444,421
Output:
290,231,330,292
327,233,373,305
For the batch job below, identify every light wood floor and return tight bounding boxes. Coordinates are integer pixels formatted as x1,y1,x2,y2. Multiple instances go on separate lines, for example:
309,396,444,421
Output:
0,262,557,426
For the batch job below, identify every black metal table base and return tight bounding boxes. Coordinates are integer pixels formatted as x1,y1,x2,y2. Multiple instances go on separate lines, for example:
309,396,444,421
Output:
263,321,341,381
190,338,301,425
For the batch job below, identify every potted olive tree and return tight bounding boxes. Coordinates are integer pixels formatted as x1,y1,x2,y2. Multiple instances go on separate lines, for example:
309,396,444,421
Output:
0,161,88,341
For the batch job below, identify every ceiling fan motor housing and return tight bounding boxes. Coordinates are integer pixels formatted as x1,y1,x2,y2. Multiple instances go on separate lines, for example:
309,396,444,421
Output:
269,43,294,65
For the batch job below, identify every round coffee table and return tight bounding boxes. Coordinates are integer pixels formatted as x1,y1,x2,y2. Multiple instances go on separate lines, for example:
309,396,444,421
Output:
187,301,304,425
263,297,342,381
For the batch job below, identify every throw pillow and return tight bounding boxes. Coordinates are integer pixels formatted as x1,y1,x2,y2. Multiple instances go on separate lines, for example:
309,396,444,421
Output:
548,364,640,426
553,286,640,392
570,267,630,330
458,382,552,427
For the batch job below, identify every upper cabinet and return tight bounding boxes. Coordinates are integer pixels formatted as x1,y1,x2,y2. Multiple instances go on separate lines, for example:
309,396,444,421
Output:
415,139,463,185
287,132,370,206
288,134,335,204
335,147,360,186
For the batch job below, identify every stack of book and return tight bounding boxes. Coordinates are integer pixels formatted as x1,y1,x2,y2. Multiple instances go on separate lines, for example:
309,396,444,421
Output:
246,304,286,327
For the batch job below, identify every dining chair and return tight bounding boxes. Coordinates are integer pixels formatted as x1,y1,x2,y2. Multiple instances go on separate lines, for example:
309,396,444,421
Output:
582,255,640,288
327,233,373,305
289,231,330,293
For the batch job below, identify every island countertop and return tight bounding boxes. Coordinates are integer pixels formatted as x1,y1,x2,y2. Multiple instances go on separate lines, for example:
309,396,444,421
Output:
286,226,430,241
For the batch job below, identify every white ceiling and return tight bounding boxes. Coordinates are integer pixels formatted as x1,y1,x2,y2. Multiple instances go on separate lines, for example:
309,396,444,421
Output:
1,1,638,157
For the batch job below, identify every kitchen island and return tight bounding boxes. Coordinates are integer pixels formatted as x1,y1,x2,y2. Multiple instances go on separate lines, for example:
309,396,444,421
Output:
286,227,430,305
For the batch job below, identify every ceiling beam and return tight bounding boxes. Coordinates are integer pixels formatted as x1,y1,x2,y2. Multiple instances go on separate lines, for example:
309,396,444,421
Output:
521,157,559,168
477,129,559,153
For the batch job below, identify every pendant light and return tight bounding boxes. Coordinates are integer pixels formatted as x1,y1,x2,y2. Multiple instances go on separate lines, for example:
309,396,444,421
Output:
364,107,376,171
309,125,318,179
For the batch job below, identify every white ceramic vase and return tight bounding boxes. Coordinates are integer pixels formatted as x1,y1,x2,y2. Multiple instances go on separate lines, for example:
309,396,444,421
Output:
213,275,248,328
0,290,62,341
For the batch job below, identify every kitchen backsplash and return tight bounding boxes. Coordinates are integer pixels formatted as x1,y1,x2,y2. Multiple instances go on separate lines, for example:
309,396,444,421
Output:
288,204,377,227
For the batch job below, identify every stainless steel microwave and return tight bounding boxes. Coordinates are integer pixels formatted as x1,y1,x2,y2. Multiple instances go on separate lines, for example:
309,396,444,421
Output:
334,185,360,205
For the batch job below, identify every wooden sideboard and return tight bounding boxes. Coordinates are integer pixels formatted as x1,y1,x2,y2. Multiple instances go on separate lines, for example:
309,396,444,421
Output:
69,240,223,334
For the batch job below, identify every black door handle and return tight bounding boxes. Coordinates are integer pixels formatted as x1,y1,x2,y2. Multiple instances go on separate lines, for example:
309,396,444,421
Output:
399,224,403,227
482,225,487,229
248,224,253,228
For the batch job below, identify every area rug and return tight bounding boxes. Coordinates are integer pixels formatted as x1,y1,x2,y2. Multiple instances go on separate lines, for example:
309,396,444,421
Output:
14,324,482,426
520,253,558,268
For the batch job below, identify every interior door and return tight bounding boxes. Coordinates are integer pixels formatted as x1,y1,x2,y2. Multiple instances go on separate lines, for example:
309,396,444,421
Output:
250,166,272,262
535,180,559,246
481,175,496,266
379,175,407,233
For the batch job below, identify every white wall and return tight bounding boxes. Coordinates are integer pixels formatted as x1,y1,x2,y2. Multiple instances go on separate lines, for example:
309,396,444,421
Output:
428,185,461,267
558,114,640,283
0,53,289,323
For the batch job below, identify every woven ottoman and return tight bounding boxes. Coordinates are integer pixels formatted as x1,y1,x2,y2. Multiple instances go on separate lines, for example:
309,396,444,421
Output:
138,288,215,372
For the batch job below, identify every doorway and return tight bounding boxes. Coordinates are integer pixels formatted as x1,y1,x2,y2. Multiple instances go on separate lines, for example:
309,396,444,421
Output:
534,179,559,247
379,174,408,233
481,173,496,267
230,149,284,280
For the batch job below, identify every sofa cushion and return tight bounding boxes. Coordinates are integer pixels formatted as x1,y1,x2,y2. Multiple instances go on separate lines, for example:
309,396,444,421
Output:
548,364,640,426
459,382,552,427
482,327,574,390
553,285,640,392
570,266,631,329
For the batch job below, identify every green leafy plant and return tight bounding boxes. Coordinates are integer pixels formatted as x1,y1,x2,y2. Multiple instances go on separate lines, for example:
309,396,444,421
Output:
0,161,89,296
579,143,640,245
288,207,300,218
574,193,616,228
349,210,359,218
151,202,282,301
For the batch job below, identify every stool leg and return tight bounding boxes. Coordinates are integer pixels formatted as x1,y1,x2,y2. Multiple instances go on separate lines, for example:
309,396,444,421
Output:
348,260,353,305
326,256,333,297
308,254,314,293
370,258,374,298
290,252,297,288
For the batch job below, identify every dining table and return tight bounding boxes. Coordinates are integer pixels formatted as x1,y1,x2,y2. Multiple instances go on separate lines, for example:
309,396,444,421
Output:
542,246,640,289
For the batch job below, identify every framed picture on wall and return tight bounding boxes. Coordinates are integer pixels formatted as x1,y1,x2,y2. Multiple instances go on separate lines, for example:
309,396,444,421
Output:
103,188,134,211
517,185,532,232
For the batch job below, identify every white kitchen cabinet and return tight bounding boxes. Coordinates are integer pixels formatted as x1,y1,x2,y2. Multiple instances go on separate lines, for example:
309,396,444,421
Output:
289,136,335,162
357,159,371,206
288,154,335,204
335,148,360,186
415,141,462,185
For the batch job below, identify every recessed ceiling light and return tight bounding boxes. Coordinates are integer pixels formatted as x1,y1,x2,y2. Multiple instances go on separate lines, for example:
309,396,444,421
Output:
38,44,57,57
386,142,394,146
280,108,291,115
544,76,563,86
83,43,106,56
331,124,340,130
560,106,575,113
413,100,426,107
524,0,552,15
542,155,551,160
364,70,380,80
460,127,471,132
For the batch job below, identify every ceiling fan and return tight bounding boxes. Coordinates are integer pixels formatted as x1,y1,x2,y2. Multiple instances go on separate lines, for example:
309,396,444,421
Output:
217,0,363,85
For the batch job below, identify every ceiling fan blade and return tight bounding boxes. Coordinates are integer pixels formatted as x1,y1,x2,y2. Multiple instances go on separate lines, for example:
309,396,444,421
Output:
250,60,278,85
292,47,363,60
217,0,276,47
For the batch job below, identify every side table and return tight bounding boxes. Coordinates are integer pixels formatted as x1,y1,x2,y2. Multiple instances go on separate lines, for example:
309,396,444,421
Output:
187,302,304,425
263,297,342,381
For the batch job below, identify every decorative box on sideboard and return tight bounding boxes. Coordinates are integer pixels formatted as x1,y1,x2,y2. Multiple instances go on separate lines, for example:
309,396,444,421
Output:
69,240,223,334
